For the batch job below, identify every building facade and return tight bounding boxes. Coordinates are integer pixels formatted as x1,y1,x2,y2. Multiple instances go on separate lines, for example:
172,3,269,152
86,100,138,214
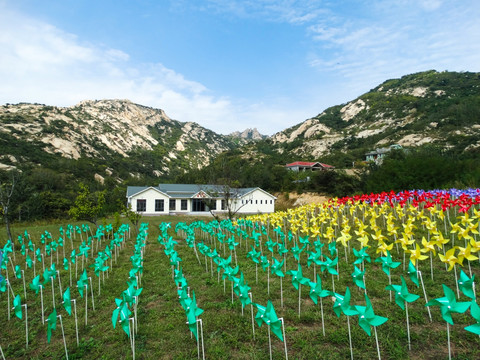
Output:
126,184,276,215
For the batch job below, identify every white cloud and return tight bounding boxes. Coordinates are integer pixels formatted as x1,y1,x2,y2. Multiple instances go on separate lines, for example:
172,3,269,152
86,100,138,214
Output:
0,4,251,134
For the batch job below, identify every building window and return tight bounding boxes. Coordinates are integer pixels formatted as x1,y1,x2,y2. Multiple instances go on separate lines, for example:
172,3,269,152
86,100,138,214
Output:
260,200,263,204
270,200,273,204
209,200,217,211
256,200,258,204
155,199,164,212
221,200,227,210
137,199,146,212
169,199,176,210
192,199,206,212
181,199,188,210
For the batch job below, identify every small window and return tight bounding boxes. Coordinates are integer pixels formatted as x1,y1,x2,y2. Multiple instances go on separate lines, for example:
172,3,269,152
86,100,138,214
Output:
169,199,176,210
221,200,227,210
181,199,188,210
260,200,263,204
270,200,273,204
256,200,258,204
210,201,217,210
250,200,253,204
155,199,164,212
137,199,146,212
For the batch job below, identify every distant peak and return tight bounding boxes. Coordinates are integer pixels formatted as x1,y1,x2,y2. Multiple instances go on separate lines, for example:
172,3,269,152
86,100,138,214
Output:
229,128,266,140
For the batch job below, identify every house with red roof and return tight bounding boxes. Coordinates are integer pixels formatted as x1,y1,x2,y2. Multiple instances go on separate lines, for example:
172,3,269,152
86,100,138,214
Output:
285,161,335,172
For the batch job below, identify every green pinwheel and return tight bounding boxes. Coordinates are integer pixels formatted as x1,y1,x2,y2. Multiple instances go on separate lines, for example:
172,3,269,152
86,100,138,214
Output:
254,302,267,327
351,266,366,290
308,275,330,305
123,283,143,306
247,246,261,264
63,287,72,316
70,249,76,264
77,269,89,298
465,300,480,335
63,258,69,271
265,238,277,253
260,255,269,272
286,264,309,290
35,248,42,262
385,275,419,350
30,275,42,294
458,270,475,299
47,308,57,343
262,300,284,341
306,249,323,267
13,294,22,319
407,261,419,287
426,284,471,359
386,276,420,310
185,290,204,340
354,293,388,336
290,244,306,262
112,297,132,336
15,265,21,279
328,241,337,257
374,250,401,276
426,284,471,325
271,257,285,277
277,242,288,257
174,267,187,289
353,246,371,266
42,264,57,285
320,256,339,275
332,287,359,317
26,255,33,269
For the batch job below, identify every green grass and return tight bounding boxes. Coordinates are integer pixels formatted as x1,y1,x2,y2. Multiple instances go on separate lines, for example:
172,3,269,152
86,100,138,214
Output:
1,211,480,359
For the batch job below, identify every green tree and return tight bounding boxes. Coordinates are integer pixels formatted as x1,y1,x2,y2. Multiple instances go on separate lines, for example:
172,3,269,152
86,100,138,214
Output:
68,183,106,226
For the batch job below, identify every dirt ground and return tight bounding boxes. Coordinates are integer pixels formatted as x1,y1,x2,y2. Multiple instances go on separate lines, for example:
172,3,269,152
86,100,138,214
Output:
274,191,330,210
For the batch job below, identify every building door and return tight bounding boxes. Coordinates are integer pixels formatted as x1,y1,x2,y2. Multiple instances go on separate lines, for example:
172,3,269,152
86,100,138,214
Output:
192,199,206,212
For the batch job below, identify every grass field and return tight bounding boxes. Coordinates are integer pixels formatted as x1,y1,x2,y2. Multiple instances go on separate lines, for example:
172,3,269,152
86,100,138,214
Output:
1,202,480,360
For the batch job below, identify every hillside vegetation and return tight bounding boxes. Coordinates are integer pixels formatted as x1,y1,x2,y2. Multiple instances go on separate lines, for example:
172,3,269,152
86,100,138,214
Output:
0,71,479,223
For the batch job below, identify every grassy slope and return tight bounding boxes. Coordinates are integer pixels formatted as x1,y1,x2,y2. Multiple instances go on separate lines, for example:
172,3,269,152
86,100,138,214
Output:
1,212,479,359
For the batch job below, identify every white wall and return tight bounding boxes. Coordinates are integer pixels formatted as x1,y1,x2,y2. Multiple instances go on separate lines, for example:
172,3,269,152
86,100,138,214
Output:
129,188,170,214
236,189,275,214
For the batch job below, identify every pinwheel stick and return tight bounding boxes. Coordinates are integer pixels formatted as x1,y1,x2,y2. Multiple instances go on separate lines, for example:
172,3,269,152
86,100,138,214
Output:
280,276,283,308
0,344,5,360
89,277,95,311
268,323,272,360
84,284,88,326
418,271,432,322
23,304,28,349
347,315,354,360
279,318,289,360
405,301,411,350
129,317,135,360
196,319,205,360
57,271,63,300
298,285,301,318
58,315,69,360
72,299,79,346
40,285,44,324
374,326,381,360
447,322,451,360
249,292,255,340
21,270,27,300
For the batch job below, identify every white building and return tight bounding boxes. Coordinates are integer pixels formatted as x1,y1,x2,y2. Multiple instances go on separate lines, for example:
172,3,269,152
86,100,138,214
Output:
126,184,276,216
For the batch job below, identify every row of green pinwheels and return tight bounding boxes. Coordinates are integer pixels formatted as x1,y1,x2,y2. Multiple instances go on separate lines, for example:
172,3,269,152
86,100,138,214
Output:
0,223,130,359
111,223,146,360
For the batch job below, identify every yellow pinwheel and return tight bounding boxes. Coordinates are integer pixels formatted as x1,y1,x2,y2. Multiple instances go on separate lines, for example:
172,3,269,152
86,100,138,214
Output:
421,237,437,256
438,247,458,271
456,243,478,266
408,243,428,265
376,240,394,256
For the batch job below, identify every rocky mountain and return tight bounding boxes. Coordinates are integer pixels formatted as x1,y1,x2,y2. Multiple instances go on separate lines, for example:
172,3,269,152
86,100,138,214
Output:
269,70,480,163
229,128,266,140
0,99,235,177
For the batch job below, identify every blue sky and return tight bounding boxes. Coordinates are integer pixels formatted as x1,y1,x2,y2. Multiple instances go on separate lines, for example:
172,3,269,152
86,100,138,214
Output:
1,0,479,135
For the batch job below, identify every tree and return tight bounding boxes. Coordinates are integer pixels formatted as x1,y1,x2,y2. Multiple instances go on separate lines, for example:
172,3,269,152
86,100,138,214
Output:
0,170,20,241
68,183,106,226
203,181,249,221
122,203,142,235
